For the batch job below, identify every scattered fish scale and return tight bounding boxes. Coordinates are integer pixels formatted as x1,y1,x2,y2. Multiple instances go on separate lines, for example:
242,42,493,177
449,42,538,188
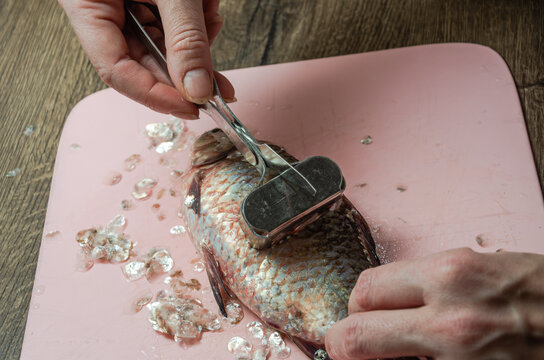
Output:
193,260,205,272
132,178,157,200
228,336,252,359
145,117,188,154
148,294,220,342
121,199,133,210
223,300,244,324
269,331,291,359
247,321,265,339
170,225,186,234
122,247,174,281
75,215,132,264
124,154,142,171
133,292,153,312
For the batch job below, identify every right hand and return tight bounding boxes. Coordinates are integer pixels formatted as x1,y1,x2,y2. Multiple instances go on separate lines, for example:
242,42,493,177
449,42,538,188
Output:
59,0,235,119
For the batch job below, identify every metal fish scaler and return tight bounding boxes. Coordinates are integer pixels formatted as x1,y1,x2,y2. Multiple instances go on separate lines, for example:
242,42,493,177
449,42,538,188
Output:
180,129,380,359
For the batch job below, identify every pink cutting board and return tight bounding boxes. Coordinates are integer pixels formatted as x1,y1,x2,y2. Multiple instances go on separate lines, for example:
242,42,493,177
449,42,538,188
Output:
22,44,544,359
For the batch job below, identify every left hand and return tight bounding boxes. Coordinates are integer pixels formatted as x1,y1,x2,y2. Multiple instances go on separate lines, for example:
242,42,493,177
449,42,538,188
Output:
325,247,544,359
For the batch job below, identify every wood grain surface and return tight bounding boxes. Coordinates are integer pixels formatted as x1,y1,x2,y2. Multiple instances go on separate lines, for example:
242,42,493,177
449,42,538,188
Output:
0,0,542,358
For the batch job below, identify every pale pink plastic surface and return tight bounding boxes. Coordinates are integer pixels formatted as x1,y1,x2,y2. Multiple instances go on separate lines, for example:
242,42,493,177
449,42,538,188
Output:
22,44,544,359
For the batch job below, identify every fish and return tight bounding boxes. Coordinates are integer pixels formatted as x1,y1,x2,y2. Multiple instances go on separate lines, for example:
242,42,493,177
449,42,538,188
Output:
180,129,380,359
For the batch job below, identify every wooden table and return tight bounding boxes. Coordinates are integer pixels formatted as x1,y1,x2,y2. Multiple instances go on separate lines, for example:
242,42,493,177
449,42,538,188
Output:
0,0,542,358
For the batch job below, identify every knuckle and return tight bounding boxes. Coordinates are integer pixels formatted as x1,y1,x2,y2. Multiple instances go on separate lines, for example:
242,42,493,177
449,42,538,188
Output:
107,59,132,91
341,320,366,359
142,90,157,111
168,27,209,55
436,309,487,348
95,64,113,87
350,269,376,311
136,79,163,113
435,248,478,284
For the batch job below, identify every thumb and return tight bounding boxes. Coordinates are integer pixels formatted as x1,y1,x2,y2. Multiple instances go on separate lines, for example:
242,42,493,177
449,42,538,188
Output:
156,0,213,104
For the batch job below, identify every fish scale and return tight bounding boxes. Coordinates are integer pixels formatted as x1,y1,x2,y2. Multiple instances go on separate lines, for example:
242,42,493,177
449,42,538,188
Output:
181,130,380,357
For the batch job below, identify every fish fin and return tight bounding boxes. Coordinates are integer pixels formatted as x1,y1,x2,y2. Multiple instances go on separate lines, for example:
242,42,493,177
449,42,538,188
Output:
290,337,329,359
191,129,235,166
201,246,233,316
187,170,202,215
342,196,381,266
203,247,233,298
222,281,234,298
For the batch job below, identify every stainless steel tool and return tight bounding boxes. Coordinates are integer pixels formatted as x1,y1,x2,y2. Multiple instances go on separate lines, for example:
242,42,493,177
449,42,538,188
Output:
125,1,346,248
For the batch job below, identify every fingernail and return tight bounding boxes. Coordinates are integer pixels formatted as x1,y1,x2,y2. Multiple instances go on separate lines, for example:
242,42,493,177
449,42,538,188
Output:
183,68,212,104
171,111,199,120
224,96,237,103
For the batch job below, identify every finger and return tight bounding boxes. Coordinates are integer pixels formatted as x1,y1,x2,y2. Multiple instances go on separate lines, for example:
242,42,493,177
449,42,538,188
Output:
213,71,235,101
203,0,220,15
111,57,198,118
205,12,223,45
325,309,435,360
62,1,198,118
124,28,170,84
142,25,166,55
203,1,222,45
130,2,160,25
349,260,424,314
156,0,214,103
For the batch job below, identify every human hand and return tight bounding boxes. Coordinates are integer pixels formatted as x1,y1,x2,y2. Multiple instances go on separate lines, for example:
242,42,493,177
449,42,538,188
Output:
59,0,235,119
325,248,544,359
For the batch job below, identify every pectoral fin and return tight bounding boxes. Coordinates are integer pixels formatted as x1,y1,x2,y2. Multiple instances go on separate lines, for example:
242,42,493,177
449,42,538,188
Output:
202,246,232,317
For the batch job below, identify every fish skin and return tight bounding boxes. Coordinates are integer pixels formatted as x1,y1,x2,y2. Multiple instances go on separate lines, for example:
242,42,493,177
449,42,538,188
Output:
181,129,380,356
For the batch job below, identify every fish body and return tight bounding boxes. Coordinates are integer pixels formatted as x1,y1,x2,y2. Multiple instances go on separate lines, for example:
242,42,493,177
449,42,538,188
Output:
181,129,380,357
